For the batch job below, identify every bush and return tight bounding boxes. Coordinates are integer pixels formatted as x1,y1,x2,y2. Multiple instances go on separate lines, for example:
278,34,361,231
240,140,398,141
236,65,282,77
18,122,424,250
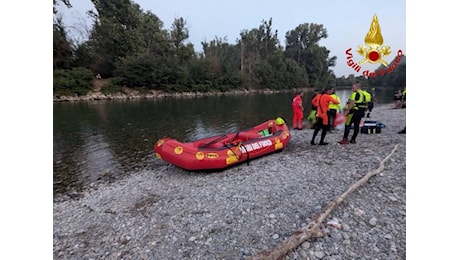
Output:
191,84,212,92
100,80,123,94
53,67,94,96
114,54,174,90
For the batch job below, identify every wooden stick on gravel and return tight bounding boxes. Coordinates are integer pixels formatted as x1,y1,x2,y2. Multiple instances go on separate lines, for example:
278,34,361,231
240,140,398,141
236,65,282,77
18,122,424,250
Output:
246,144,400,260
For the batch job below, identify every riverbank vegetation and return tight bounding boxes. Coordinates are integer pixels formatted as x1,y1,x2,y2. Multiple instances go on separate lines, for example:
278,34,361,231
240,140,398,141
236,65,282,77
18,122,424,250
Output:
53,0,405,99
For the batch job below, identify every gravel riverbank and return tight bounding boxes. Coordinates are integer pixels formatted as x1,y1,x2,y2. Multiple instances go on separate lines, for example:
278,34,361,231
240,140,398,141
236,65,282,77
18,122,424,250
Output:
53,103,406,259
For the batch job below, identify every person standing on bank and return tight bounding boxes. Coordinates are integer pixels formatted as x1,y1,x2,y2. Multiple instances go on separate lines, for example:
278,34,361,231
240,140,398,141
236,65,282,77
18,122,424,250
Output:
339,83,367,144
311,86,340,145
327,88,342,131
292,92,304,130
307,89,321,129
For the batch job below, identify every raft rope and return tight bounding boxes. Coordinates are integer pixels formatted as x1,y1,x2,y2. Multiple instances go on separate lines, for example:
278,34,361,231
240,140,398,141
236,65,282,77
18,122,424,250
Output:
241,143,250,165
227,141,250,166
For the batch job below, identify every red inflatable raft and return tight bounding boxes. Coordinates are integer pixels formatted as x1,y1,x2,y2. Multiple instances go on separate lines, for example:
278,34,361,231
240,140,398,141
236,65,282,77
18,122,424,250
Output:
154,117,291,171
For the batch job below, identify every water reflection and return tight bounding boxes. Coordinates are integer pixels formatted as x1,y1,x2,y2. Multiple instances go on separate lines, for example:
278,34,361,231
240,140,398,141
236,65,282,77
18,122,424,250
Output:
79,131,123,184
186,117,239,141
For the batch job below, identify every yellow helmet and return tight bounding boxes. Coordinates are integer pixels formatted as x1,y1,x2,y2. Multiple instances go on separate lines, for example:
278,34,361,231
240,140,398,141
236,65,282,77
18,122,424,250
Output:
275,117,285,125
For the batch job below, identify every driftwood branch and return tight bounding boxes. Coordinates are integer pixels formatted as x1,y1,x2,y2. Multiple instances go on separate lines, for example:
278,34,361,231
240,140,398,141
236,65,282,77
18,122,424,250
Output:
246,144,400,260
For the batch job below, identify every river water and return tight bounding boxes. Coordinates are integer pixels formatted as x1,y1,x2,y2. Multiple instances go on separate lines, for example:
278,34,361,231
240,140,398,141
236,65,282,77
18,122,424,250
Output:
53,88,396,196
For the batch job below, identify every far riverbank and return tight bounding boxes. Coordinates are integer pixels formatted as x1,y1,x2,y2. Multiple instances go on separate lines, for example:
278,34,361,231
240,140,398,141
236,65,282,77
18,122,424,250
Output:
53,86,316,102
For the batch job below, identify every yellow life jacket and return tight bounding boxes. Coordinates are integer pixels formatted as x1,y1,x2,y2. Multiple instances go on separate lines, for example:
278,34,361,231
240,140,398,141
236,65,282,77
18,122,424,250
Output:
356,90,370,109
328,93,341,110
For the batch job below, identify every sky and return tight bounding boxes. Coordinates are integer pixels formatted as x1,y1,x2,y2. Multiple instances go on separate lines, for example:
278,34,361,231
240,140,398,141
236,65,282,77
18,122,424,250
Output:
56,0,406,78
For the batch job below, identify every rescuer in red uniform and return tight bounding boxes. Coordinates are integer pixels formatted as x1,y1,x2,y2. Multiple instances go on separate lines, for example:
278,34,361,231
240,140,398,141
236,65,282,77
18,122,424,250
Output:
292,92,304,130
310,86,339,145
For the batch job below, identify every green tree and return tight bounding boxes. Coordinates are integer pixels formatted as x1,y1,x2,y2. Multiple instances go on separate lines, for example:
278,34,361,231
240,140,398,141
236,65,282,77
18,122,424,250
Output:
53,0,74,70
138,11,170,56
54,67,93,96
284,23,335,88
239,28,261,81
53,17,74,70
113,54,174,89
238,18,283,88
201,37,241,90
367,55,406,89
170,18,189,53
84,0,146,77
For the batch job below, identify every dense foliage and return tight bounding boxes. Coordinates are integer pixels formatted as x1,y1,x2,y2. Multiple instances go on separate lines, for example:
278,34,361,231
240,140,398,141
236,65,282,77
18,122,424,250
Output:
53,0,406,96
53,67,94,96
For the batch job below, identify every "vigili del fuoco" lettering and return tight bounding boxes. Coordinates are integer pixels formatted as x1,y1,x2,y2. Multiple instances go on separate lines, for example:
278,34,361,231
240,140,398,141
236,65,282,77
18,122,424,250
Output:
346,48,403,78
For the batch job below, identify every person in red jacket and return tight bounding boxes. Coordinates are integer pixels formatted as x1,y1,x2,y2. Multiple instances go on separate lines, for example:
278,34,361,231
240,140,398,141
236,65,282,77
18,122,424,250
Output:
310,86,339,145
291,92,304,130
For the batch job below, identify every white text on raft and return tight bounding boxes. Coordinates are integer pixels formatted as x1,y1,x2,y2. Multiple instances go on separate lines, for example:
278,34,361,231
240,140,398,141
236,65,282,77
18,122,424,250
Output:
239,139,273,153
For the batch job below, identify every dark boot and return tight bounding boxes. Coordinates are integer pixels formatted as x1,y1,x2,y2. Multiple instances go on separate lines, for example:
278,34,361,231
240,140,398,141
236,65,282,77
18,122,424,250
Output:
311,126,320,145
319,130,328,145
338,138,349,144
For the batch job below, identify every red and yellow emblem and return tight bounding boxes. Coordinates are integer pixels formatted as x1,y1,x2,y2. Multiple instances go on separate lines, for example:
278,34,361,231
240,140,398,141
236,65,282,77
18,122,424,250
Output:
357,15,391,66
